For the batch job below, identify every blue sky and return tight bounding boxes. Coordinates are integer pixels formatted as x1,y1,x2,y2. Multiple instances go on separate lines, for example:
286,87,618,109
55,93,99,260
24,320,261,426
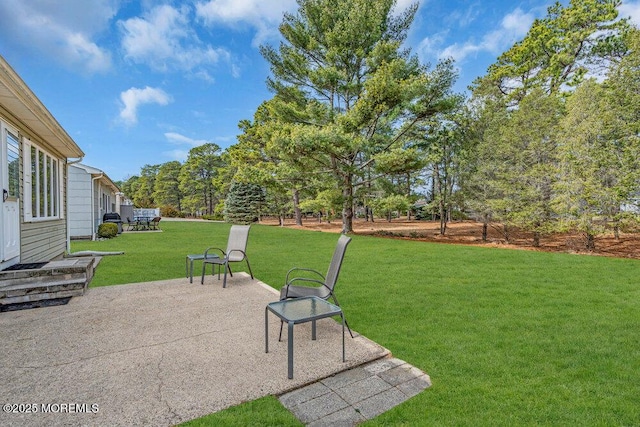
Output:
1,0,639,182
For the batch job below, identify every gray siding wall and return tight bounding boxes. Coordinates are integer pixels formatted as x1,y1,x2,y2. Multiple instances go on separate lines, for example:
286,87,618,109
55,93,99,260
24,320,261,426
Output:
20,219,67,262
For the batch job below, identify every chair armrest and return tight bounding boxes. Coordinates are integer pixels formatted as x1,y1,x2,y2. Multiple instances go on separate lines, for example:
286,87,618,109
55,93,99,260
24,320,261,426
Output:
283,267,333,299
203,247,225,258
285,267,325,284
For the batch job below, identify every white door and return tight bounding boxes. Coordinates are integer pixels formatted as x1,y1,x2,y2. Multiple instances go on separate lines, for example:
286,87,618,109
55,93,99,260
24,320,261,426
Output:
1,125,20,262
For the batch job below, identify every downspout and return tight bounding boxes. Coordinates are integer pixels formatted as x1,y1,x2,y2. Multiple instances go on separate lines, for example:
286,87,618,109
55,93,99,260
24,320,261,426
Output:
65,158,83,255
91,173,103,241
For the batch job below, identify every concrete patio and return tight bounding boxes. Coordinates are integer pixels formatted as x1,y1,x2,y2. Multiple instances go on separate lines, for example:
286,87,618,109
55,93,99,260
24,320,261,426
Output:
0,272,391,426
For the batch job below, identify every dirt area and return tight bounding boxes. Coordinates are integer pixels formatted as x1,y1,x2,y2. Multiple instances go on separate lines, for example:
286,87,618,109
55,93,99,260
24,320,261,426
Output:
260,217,640,260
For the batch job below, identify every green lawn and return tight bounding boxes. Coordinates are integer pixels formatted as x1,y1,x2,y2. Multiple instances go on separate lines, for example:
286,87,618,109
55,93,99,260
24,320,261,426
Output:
72,220,640,426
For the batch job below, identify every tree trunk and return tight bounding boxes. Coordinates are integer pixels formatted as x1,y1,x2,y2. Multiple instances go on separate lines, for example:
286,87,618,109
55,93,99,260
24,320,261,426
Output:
439,200,447,236
482,221,488,241
585,232,596,251
341,175,354,234
293,189,302,226
503,224,511,243
533,231,540,247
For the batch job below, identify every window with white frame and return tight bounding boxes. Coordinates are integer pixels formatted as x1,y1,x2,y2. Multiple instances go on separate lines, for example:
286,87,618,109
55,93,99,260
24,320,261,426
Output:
23,139,63,221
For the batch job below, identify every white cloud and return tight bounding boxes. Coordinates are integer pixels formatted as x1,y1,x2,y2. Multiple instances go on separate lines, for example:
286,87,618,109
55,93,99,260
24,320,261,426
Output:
446,3,480,28
418,31,448,58
164,132,212,146
422,8,534,64
163,149,190,162
619,1,640,26
195,0,297,46
0,0,115,73
119,86,172,126
119,4,231,74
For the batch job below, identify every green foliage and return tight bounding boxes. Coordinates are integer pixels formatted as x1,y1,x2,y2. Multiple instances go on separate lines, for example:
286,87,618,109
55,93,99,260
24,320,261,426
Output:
474,0,629,101
371,194,410,221
224,181,265,224
258,0,459,232
154,161,183,210
555,78,640,248
179,144,224,216
73,222,640,425
159,205,184,218
134,164,159,208
97,222,118,239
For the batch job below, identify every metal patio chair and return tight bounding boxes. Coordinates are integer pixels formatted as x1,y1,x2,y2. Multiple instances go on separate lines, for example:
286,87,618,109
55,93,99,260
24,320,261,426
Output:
279,234,354,339
126,217,139,231
200,225,254,288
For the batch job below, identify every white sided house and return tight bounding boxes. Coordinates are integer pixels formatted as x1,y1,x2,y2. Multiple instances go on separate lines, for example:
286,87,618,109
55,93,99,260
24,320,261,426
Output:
68,164,121,239
0,55,84,269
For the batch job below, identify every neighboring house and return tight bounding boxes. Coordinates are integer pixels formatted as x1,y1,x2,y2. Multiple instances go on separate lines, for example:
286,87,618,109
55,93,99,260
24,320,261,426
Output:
68,164,121,239
0,55,84,270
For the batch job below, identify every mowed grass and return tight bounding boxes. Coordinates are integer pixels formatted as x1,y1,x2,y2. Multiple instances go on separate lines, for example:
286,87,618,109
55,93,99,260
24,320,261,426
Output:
72,220,640,426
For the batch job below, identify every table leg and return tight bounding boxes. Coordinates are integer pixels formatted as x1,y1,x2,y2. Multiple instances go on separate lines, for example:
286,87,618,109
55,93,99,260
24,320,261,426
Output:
265,307,269,354
312,319,316,340
288,321,294,379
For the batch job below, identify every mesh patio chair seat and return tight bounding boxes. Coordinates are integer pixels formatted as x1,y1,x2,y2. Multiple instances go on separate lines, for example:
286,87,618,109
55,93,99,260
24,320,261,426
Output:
279,234,354,339
200,225,254,288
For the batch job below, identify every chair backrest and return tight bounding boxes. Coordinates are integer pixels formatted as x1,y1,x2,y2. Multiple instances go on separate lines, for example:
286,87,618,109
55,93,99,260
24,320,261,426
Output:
226,225,251,261
324,234,352,292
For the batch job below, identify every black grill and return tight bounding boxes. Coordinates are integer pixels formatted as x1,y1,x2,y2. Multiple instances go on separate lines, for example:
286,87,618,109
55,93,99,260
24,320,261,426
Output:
103,212,123,233
103,212,122,221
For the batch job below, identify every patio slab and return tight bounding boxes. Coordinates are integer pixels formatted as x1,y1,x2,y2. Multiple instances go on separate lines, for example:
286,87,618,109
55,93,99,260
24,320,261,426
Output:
0,273,388,426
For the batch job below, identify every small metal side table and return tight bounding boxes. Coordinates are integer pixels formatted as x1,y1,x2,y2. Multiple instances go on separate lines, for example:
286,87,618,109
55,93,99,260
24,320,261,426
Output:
185,253,219,283
265,296,345,379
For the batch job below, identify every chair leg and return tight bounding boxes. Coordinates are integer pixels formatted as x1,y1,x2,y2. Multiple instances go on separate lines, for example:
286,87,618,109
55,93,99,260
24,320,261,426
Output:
201,262,206,285
331,294,355,338
222,261,229,288
245,257,254,279
278,320,284,341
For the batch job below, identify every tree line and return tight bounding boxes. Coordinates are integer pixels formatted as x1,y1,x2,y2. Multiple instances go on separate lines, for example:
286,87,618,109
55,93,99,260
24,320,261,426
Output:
120,0,640,249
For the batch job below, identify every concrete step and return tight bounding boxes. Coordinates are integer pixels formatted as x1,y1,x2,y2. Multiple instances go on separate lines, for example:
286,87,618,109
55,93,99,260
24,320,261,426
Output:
0,257,95,306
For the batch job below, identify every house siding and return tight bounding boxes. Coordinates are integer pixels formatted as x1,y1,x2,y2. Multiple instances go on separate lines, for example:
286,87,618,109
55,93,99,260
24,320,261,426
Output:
68,166,93,238
68,164,120,239
20,219,67,262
